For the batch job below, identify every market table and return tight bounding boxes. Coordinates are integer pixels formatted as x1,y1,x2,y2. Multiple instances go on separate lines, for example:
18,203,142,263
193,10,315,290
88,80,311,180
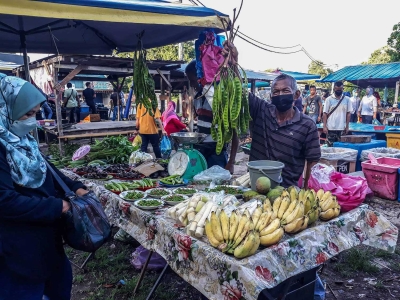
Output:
317,122,400,134
62,170,398,300
42,121,137,143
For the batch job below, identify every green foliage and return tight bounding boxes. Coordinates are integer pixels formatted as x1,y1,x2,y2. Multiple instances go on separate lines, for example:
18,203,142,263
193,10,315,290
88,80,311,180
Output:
362,46,393,65
307,60,333,89
387,22,400,62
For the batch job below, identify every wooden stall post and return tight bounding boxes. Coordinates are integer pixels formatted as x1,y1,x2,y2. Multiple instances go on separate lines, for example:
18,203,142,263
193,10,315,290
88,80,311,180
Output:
52,63,64,154
188,85,195,132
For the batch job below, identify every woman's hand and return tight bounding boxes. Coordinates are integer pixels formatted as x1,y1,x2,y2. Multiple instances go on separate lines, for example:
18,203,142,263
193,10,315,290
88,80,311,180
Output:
62,200,71,213
76,188,89,197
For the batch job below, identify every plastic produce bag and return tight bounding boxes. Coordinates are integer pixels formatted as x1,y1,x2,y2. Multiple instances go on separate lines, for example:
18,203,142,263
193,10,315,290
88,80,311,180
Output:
200,31,224,84
132,135,142,150
129,150,153,165
308,163,372,212
321,147,358,161
193,165,232,182
131,246,166,271
160,135,172,158
360,147,400,161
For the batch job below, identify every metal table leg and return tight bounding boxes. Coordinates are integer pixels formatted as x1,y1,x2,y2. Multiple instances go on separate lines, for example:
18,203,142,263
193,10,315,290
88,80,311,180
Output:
133,250,153,295
69,252,95,272
145,264,170,300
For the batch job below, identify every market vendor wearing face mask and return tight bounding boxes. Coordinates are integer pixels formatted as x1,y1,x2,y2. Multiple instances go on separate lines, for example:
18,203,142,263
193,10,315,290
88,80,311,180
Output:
0,74,88,299
322,81,352,146
358,86,377,124
248,73,322,188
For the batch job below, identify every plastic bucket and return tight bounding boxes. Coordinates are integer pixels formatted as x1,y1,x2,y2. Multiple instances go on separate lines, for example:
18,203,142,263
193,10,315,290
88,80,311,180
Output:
247,160,285,191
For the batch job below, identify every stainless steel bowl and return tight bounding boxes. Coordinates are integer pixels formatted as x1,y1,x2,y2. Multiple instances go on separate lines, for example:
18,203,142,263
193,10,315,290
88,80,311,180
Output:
170,132,207,145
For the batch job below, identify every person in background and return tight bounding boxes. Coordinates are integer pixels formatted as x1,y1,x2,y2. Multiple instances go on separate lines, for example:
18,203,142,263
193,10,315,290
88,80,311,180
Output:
162,100,188,135
41,94,53,119
110,88,123,121
82,82,96,114
161,101,189,150
185,61,238,174
293,89,303,111
321,91,330,113
135,104,166,158
303,85,322,123
373,91,382,122
349,89,361,122
323,81,352,146
0,74,88,300
358,86,377,124
63,82,78,123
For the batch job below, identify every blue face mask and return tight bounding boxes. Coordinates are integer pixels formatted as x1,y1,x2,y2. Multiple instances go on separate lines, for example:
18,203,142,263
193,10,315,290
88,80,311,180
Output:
9,117,37,137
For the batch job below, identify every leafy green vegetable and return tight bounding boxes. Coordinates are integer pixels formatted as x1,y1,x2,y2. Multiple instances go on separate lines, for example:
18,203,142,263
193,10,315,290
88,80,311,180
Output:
164,195,186,202
124,191,144,200
137,199,162,207
174,188,196,195
206,186,243,195
148,189,170,196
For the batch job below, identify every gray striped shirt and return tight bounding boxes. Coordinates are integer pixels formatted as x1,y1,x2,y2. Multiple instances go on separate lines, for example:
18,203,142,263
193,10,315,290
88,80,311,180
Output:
249,94,321,187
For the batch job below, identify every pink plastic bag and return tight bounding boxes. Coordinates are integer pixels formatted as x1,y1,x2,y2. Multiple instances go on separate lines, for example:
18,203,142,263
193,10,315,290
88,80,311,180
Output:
130,246,166,271
200,32,224,84
308,164,372,212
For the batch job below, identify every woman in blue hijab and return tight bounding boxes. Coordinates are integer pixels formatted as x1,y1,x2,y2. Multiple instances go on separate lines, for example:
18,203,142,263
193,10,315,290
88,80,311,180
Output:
0,74,88,300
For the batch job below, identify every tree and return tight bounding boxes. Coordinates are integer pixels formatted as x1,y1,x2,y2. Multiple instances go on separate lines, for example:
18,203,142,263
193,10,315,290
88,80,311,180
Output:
387,22,400,62
307,60,333,89
362,46,392,64
264,68,281,73
116,41,195,92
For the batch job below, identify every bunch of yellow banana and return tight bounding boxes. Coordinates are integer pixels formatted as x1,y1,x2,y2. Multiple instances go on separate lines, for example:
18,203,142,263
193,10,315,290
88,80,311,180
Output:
272,190,308,234
204,209,260,259
317,190,341,221
298,188,317,214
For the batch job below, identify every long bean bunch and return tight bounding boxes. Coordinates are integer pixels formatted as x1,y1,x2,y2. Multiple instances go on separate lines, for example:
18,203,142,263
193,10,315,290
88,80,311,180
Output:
133,36,157,116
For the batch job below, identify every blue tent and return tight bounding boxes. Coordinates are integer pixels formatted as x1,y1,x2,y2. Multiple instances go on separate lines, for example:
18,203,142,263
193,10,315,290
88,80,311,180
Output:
273,70,320,81
0,0,228,55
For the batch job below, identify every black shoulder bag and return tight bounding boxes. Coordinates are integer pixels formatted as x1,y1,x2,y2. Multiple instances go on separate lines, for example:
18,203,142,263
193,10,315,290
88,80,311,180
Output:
45,160,111,252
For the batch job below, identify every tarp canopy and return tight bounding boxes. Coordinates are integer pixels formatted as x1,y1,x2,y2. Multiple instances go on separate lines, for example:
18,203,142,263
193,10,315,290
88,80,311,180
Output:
318,62,400,88
273,69,321,81
0,53,25,74
0,0,228,54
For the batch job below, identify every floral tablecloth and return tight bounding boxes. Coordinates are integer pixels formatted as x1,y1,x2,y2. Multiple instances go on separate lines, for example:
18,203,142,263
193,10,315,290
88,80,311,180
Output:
62,170,399,300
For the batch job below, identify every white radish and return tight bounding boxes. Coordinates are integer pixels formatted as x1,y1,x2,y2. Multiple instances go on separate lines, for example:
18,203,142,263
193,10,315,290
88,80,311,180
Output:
195,204,217,238
189,201,214,235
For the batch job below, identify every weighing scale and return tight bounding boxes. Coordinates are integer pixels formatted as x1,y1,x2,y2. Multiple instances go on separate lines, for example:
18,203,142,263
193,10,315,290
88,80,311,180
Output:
168,132,208,180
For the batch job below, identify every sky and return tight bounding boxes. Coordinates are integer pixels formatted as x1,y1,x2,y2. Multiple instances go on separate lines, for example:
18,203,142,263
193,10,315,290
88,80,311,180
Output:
28,0,399,74
182,0,399,73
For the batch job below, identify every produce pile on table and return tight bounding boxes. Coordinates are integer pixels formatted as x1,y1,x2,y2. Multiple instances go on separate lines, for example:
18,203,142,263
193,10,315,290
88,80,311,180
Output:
105,179,157,192
164,175,342,259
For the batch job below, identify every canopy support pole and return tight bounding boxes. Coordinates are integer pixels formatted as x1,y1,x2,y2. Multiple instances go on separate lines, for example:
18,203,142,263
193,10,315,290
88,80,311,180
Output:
52,64,64,154
395,81,400,106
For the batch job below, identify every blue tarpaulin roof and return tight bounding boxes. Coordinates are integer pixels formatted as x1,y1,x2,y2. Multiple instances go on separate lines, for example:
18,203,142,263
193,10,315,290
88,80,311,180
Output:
318,62,400,88
0,53,25,74
0,0,228,54
272,69,320,81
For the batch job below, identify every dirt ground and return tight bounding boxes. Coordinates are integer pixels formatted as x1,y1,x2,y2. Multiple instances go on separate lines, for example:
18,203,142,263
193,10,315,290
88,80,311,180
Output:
70,149,400,300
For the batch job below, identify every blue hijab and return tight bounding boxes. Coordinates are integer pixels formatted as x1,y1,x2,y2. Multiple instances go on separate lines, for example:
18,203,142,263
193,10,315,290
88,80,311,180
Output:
0,73,47,188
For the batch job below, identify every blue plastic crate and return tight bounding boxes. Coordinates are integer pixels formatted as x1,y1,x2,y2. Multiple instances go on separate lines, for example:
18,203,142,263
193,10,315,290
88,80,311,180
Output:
333,140,387,171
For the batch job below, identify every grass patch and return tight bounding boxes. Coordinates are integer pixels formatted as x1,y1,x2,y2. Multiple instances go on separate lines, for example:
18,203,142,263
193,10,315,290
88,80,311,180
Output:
73,274,85,284
334,248,379,277
374,249,394,259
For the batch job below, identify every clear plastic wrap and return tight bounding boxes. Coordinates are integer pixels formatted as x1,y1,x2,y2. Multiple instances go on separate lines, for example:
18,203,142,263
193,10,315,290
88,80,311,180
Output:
193,165,232,182
361,147,400,161
129,150,153,165
321,147,358,161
